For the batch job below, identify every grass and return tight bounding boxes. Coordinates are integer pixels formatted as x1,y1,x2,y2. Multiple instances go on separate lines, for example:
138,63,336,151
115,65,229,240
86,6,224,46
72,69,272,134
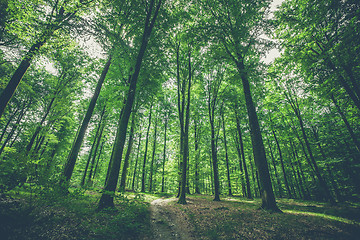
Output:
162,194,360,240
1,187,360,240
0,187,152,240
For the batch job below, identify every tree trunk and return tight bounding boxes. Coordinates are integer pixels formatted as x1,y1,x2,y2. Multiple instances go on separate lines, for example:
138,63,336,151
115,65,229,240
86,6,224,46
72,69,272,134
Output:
312,127,342,201
234,110,252,199
92,141,104,182
236,60,279,211
149,117,158,192
119,116,136,192
132,132,142,191
266,137,283,198
221,110,232,196
141,107,153,192
194,119,200,194
0,105,27,156
61,57,111,186
0,39,47,118
272,129,292,199
210,121,220,201
293,106,335,204
161,115,168,193
178,50,192,204
88,124,105,185
97,0,161,208
26,95,56,153
81,115,103,186
249,156,258,198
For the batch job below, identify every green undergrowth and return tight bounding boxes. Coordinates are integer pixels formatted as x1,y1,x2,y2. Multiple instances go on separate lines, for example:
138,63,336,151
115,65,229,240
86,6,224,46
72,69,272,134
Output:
176,195,360,240
0,186,152,240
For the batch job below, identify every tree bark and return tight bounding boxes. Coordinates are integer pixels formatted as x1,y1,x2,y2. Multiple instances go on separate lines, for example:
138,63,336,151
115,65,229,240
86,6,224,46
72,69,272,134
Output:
234,112,252,199
0,39,47,118
266,137,283,198
88,124,105,185
97,0,162,208
289,98,335,204
61,57,111,186
141,106,152,192
149,117,158,192
272,129,292,199
0,104,27,156
194,118,201,194
132,132,142,191
92,141,104,182
178,50,192,204
221,109,232,196
81,107,105,186
119,115,136,192
235,60,279,211
161,114,168,193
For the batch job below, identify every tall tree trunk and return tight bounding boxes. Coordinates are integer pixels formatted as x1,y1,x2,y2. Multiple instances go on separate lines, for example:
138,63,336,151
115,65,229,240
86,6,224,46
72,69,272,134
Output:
209,121,220,201
175,41,185,199
221,110,232,196
61,57,111,186
26,95,56,153
290,101,335,204
272,129,292,199
233,133,246,197
161,115,168,193
249,156,258,198
0,39,47,118
290,139,309,199
194,118,200,194
236,60,279,211
132,132,142,191
0,105,27,156
87,124,105,185
266,137,283,198
141,107,153,192
234,110,252,199
81,120,102,186
91,140,105,183
149,117,158,192
97,0,162,209
178,50,192,204
81,105,106,186
119,116,136,192
312,127,342,201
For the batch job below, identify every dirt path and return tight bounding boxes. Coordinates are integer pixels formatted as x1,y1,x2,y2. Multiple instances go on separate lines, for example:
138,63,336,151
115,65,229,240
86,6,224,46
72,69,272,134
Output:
150,198,194,240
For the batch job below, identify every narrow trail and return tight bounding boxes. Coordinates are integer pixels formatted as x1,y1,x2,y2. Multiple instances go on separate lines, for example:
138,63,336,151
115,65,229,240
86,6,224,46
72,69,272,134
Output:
150,198,194,240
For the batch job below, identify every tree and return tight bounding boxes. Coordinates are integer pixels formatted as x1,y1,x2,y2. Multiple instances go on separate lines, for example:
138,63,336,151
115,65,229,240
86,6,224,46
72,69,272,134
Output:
175,41,193,204
198,0,279,210
97,0,162,210
0,0,91,118
60,56,111,187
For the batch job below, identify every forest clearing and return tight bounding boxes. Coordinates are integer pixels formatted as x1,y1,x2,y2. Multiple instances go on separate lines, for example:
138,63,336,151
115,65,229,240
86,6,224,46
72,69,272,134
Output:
1,0,360,239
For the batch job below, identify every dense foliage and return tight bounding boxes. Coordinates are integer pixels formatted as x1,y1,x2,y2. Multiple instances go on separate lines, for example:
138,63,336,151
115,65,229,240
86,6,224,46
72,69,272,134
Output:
1,0,359,222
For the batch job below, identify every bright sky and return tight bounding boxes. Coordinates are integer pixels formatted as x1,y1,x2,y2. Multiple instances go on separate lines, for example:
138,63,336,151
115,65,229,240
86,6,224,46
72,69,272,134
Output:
263,0,285,63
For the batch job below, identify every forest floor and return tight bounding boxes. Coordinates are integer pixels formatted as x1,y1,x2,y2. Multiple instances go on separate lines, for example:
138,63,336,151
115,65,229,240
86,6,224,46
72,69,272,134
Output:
148,194,360,239
1,187,360,239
